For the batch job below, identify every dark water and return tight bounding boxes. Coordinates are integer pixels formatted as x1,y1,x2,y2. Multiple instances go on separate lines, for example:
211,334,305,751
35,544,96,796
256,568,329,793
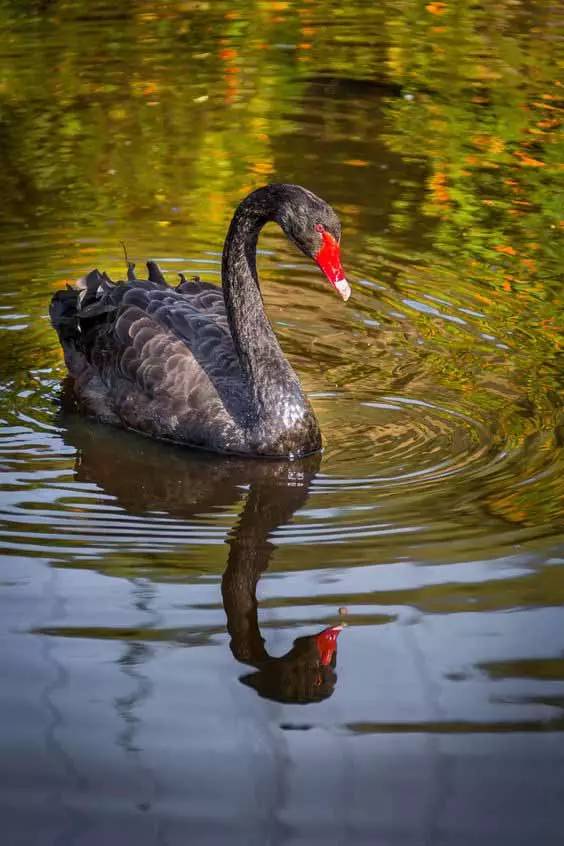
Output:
1,1,563,843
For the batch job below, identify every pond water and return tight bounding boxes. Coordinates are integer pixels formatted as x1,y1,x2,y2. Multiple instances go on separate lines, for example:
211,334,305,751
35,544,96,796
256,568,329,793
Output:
0,1,563,843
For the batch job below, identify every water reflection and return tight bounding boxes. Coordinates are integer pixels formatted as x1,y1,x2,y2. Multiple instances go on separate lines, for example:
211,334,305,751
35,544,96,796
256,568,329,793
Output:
57,392,343,704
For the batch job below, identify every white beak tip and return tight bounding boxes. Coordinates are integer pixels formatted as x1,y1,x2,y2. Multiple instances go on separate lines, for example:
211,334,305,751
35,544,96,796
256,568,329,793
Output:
335,278,351,302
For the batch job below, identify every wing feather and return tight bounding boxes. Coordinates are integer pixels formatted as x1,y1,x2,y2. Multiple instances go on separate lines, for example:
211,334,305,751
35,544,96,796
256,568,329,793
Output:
52,270,248,451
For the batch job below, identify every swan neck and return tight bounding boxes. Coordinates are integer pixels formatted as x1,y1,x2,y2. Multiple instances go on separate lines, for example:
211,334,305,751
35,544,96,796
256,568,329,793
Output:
220,187,321,455
221,192,294,400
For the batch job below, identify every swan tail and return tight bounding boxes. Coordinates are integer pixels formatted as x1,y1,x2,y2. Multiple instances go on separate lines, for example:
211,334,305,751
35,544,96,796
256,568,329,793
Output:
50,285,79,335
50,269,114,341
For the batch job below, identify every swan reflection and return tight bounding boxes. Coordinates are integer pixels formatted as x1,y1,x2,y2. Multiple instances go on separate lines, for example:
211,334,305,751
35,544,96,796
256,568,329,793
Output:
60,396,343,705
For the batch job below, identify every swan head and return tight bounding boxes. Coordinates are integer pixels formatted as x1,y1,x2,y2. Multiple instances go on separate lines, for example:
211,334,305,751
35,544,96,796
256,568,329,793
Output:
268,184,351,302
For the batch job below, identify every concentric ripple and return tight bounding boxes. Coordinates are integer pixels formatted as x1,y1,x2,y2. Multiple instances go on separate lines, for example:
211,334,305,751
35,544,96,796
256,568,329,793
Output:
318,394,492,485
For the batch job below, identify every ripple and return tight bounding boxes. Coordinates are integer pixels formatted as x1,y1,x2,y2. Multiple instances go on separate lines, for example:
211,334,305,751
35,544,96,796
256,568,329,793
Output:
319,394,492,487
0,226,561,568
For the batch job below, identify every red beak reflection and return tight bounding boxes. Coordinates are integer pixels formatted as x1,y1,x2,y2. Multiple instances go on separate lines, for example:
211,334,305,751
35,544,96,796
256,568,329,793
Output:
314,230,351,301
315,624,344,666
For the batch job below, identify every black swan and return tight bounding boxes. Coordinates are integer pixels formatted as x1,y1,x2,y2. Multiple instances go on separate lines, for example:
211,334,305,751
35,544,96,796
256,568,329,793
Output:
50,184,350,458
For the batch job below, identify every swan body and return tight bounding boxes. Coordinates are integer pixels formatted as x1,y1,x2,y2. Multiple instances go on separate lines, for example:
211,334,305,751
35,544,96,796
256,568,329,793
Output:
50,184,349,457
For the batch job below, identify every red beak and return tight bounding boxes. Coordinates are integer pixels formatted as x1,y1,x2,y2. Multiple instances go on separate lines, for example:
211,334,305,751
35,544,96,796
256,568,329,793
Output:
314,625,344,666
314,231,351,301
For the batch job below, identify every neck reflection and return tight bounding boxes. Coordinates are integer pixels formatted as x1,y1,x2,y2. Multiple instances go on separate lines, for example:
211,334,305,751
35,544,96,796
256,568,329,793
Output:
221,454,343,704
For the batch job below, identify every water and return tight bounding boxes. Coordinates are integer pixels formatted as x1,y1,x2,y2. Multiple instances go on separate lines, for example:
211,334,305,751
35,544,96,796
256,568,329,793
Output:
1,1,563,843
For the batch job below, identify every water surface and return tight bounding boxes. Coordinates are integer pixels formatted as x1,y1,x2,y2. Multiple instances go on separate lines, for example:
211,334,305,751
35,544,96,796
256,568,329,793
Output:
0,1,563,844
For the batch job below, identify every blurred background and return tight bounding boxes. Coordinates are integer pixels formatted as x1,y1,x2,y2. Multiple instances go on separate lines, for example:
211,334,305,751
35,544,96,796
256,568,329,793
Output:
0,1,563,844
